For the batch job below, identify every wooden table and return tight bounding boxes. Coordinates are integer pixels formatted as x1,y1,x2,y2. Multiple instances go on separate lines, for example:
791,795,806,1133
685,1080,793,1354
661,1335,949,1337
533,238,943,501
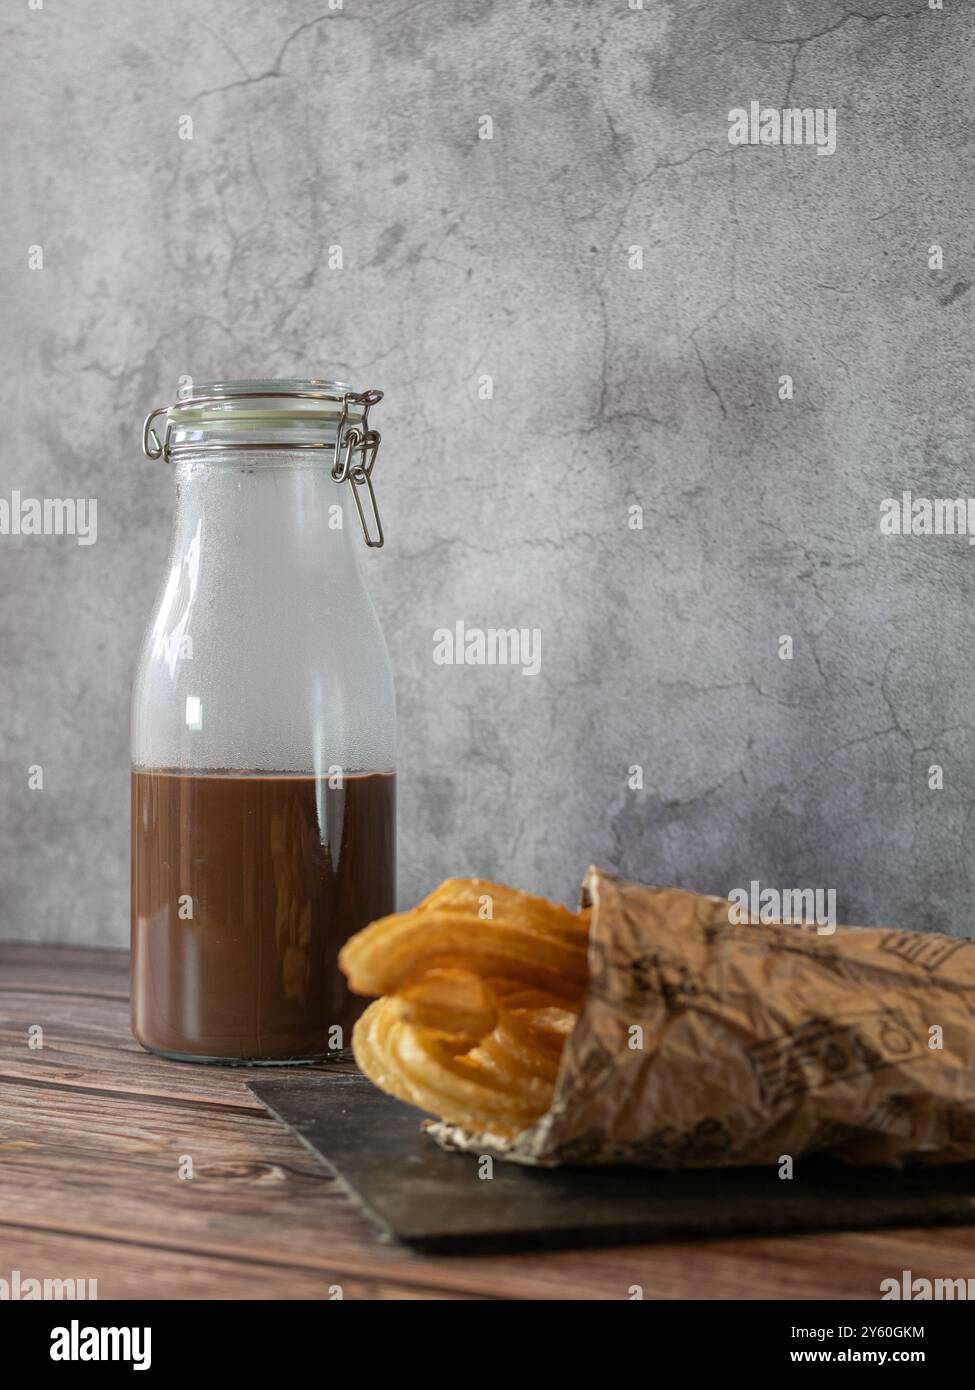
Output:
2,943,973,1301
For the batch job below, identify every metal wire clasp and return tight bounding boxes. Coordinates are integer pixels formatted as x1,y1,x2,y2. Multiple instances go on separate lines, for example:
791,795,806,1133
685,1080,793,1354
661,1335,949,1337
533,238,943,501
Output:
332,390,384,548
140,385,386,549
142,407,170,461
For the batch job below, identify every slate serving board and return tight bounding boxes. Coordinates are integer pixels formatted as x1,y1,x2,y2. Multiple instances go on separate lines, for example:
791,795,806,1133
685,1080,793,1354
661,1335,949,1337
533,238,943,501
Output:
248,1072,975,1254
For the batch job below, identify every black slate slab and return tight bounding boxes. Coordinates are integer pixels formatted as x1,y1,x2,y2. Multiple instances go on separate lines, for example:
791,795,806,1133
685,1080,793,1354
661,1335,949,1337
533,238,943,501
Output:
248,1072,975,1254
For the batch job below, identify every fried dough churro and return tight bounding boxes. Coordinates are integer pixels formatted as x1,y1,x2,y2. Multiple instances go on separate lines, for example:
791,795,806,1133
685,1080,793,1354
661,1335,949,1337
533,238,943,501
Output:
345,869,975,1170
340,878,588,1136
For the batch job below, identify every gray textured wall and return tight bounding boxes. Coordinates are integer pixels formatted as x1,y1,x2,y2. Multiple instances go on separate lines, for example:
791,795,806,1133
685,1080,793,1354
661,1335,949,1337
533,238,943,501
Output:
2,0,973,945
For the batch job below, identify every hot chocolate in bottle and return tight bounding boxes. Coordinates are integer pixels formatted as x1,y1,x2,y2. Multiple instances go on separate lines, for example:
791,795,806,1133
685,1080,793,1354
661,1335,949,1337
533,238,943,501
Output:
131,381,396,1063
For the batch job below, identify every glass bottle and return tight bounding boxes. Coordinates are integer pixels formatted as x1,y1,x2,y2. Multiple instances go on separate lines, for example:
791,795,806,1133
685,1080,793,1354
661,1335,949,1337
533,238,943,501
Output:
131,380,396,1064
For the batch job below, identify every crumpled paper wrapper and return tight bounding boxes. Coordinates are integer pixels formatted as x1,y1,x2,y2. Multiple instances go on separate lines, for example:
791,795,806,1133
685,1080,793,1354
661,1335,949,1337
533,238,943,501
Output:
428,867,975,1168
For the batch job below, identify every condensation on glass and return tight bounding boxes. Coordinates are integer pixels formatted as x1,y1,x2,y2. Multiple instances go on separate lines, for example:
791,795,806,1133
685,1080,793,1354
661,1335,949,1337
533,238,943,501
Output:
131,381,397,1064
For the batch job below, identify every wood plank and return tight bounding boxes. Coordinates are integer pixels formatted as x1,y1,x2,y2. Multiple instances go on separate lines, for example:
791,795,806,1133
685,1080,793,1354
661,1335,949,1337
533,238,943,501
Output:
0,991,355,1110
0,1083,644,1299
2,1081,974,1299
0,943,129,995
0,1226,477,1300
2,943,974,1300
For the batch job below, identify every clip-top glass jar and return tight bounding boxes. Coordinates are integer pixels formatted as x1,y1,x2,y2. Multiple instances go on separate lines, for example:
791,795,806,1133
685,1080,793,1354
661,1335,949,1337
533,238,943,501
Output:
131,380,396,1064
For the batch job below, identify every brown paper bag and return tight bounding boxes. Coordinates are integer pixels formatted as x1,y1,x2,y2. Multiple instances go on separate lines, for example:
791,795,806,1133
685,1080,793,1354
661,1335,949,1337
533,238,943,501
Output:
429,867,975,1168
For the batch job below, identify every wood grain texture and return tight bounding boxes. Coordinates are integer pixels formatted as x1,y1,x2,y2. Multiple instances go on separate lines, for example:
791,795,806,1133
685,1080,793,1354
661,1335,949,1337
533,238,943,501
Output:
1,943,974,1300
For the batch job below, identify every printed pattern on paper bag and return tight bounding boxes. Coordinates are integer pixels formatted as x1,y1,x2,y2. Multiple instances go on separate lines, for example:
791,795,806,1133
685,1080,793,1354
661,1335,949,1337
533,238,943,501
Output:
747,1008,921,1107
947,1107,975,1145
618,949,722,1010
878,931,971,974
556,1117,735,1168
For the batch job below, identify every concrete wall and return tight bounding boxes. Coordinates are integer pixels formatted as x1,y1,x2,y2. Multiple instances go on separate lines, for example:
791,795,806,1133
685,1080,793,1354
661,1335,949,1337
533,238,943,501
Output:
2,0,972,943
